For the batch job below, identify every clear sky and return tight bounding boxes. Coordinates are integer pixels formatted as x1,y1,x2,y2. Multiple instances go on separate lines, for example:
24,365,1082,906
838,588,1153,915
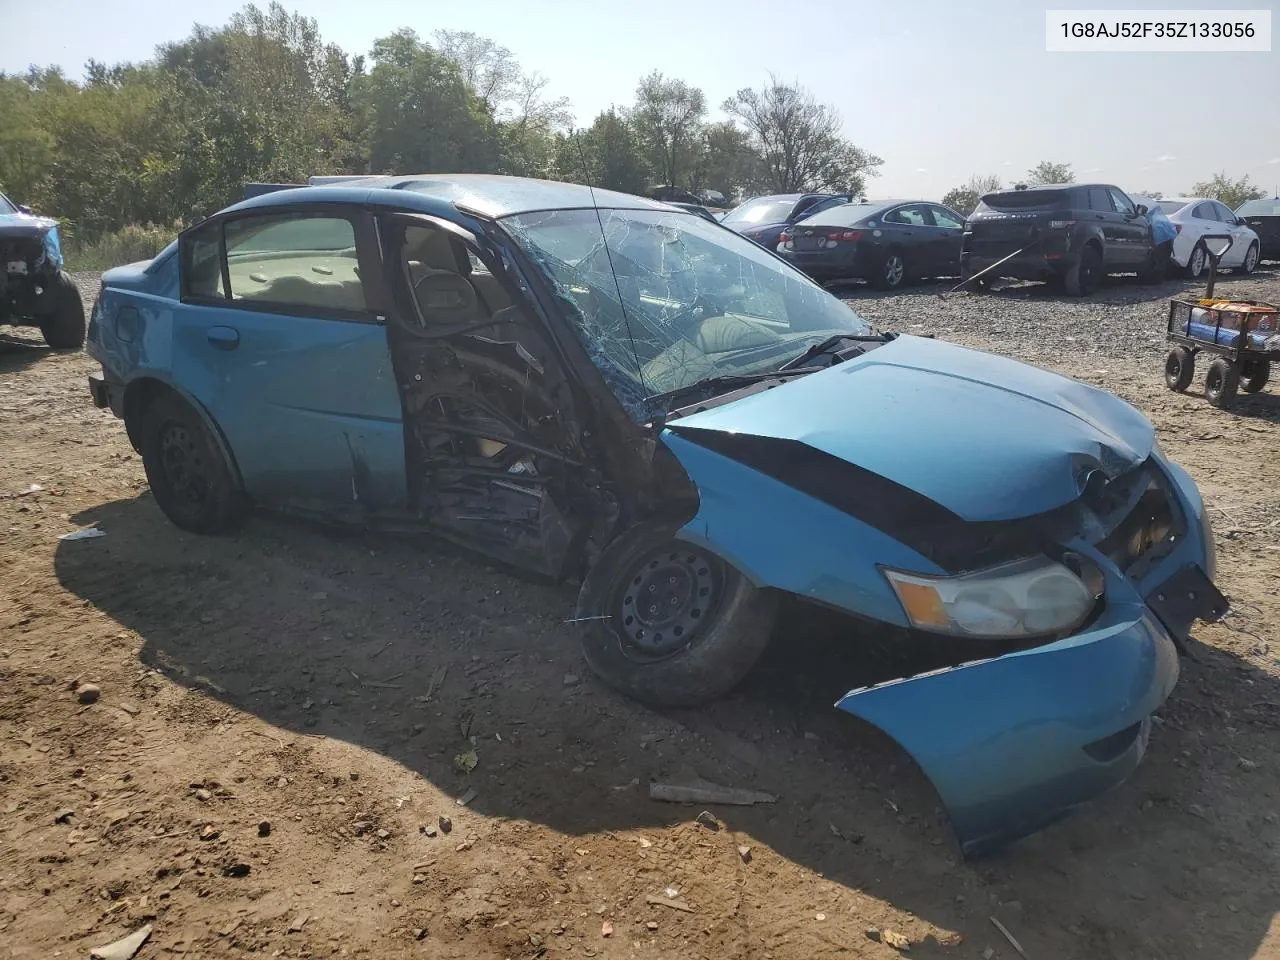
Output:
3,0,1278,199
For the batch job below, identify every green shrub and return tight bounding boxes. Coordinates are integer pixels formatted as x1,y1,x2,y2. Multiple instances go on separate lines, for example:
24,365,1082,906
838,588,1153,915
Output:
63,221,183,274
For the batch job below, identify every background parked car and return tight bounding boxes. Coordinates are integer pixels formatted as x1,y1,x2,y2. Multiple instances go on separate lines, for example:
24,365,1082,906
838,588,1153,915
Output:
961,183,1161,296
1235,196,1280,264
777,199,967,289
720,193,851,250
0,190,86,348
1154,197,1260,278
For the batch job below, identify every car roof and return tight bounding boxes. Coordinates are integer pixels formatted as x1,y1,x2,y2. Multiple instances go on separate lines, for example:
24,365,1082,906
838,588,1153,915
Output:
223,174,674,220
1159,197,1209,206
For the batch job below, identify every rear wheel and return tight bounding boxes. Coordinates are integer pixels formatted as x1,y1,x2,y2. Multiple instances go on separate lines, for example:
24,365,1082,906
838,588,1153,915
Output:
873,249,907,290
1241,357,1270,393
1204,357,1239,408
575,520,777,707
1064,244,1102,296
136,393,247,534
38,272,86,350
1165,346,1195,392
1185,242,1208,279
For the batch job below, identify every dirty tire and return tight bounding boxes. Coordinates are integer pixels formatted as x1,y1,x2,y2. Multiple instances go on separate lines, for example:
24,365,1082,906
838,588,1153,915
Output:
1184,242,1208,280
39,272,86,350
136,392,247,534
1204,357,1239,408
1239,242,1259,275
1241,357,1270,393
575,520,777,708
872,249,907,290
1165,346,1195,392
1063,244,1102,297
1139,242,1171,284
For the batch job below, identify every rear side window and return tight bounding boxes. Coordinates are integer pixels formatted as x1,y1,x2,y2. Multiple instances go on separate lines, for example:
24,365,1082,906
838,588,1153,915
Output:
884,204,929,225
181,212,371,317
1193,202,1216,220
1088,187,1113,212
224,215,367,313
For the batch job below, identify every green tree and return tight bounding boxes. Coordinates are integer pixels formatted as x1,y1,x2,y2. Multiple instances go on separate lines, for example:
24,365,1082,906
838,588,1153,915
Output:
722,76,881,195
1189,172,1267,210
559,108,651,195
691,121,763,203
1025,161,1074,185
353,29,500,176
630,71,706,188
941,174,1002,216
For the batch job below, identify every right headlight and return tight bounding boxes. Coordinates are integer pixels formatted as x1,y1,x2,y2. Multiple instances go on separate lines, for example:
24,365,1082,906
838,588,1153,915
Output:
883,556,1095,640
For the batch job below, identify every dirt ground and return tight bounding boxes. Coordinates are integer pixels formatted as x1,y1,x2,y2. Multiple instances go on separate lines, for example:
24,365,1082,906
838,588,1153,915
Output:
3,269,1280,960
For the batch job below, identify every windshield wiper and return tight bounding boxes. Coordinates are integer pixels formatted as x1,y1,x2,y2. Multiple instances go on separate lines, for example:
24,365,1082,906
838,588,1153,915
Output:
645,369,818,409
778,332,894,371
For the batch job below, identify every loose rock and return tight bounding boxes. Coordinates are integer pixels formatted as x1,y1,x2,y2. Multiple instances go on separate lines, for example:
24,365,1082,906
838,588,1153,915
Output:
439,815,452,834
695,810,720,831
737,844,752,864
194,788,212,802
257,821,271,837
75,682,101,705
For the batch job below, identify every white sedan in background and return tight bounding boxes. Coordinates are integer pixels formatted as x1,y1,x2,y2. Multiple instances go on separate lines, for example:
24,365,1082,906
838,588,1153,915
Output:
1155,197,1261,278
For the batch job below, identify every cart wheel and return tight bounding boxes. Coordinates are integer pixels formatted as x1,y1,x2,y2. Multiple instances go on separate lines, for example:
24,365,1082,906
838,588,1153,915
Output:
1164,346,1195,392
1204,357,1240,408
1241,357,1270,394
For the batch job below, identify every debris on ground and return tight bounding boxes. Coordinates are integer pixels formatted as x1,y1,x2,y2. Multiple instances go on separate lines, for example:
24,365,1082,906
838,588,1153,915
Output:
456,787,478,807
881,929,910,949
649,781,777,805
601,920,613,937
74,682,101,704
58,525,105,541
645,894,693,913
438,816,452,834
737,844,752,863
695,810,720,830
990,916,1028,959
89,923,152,960
453,749,478,774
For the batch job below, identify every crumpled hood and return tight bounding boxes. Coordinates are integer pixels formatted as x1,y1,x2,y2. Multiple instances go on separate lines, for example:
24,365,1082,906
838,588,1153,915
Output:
665,334,1154,522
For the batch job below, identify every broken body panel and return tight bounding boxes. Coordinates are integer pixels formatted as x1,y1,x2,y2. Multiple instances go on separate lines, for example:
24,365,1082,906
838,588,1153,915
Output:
0,209,65,327
85,175,1225,857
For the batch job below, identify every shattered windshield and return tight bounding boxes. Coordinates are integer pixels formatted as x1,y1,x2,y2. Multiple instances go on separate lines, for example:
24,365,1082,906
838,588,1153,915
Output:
503,207,872,418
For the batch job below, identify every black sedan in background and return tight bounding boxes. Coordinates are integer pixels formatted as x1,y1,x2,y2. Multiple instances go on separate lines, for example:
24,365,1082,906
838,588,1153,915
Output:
776,200,967,289
720,193,851,251
1237,197,1280,262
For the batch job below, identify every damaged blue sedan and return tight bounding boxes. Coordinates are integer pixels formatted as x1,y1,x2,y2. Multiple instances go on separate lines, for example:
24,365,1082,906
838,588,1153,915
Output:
84,174,1227,857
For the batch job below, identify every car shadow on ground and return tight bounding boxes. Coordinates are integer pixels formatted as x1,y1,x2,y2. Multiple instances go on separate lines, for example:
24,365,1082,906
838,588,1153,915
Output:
0,331,52,372
53,494,1280,960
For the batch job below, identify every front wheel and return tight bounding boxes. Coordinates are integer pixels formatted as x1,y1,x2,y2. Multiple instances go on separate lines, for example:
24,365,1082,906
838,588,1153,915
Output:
39,272,86,350
136,392,247,534
575,520,777,707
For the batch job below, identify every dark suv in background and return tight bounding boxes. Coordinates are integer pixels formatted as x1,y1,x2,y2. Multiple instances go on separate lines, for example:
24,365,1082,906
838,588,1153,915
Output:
961,183,1161,296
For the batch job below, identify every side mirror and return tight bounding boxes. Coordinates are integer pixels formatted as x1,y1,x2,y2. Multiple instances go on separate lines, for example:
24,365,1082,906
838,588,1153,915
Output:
1134,204,1148,216
17,204,32,215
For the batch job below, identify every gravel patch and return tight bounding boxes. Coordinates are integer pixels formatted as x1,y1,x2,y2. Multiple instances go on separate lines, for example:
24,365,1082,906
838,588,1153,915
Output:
836,265,1280,368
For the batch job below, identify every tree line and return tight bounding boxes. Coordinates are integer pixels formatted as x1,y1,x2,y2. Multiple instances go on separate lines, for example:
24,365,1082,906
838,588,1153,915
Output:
0,2,883,244
941,162,1269,216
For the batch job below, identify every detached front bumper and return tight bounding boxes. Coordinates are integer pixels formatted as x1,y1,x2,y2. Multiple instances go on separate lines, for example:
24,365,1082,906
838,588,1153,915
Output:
837,457,1224,858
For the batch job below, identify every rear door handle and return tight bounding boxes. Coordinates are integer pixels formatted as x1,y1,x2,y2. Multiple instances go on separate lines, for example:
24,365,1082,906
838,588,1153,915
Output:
207,325,240,350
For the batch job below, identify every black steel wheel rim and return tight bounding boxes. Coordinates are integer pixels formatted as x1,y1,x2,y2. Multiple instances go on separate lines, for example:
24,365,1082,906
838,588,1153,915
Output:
158,420,211,509
614,545,724,662
1080,252,1099,289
